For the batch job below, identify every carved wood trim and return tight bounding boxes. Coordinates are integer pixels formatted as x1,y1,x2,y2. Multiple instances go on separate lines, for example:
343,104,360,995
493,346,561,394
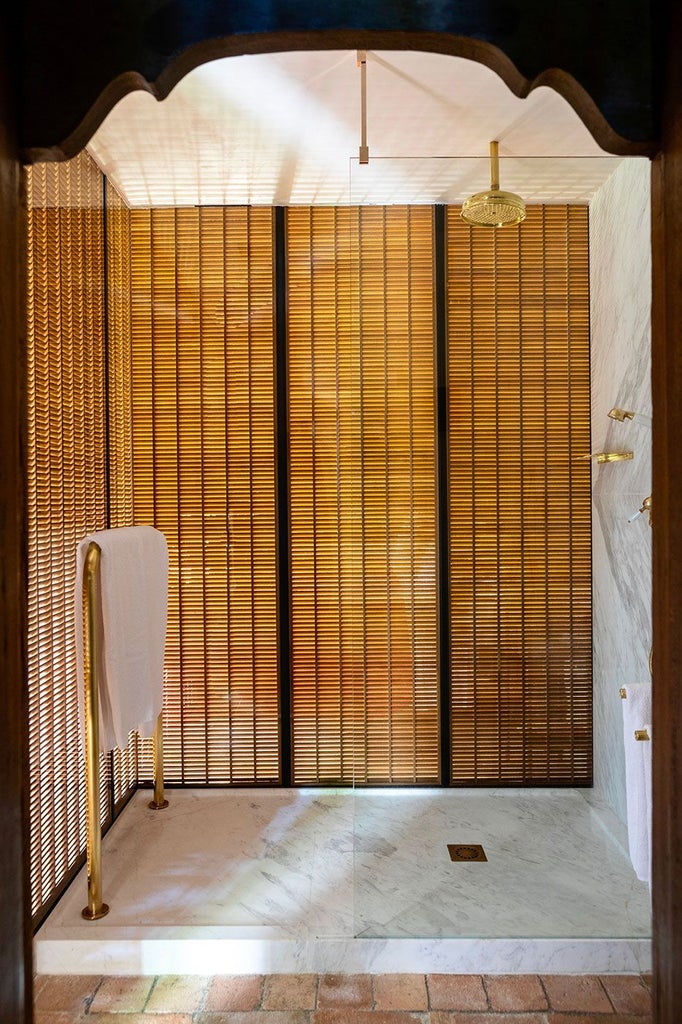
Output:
5,13,679,1024
22,30,655,164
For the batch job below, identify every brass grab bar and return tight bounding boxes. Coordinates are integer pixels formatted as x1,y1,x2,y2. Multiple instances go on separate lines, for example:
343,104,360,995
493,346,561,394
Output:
80,540,167,921
81,542,108,920
149,714,169,811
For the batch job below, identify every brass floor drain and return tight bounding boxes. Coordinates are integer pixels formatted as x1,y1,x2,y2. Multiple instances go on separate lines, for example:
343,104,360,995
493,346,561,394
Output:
447,843,487,862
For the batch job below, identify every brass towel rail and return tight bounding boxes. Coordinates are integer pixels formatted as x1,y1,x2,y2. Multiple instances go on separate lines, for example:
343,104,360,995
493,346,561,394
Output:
81,540,168,921
619,687,651,742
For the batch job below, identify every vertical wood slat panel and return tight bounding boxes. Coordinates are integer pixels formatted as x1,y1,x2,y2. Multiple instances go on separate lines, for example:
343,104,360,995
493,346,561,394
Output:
105,181,139,801
447,206,592,784
26,151,110,920
287,206,440,784
127,207,280,785
287,207,356,783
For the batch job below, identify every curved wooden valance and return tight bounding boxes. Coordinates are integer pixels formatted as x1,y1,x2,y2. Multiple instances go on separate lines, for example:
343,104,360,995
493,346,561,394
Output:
21,0,655,162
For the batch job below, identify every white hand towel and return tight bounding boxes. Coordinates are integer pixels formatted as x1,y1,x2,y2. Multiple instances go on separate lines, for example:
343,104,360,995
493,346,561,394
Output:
621,684,652,885
75,526,168,751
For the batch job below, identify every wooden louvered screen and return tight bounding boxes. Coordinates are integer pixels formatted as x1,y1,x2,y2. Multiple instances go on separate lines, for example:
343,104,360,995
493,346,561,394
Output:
106,181,139,802
26,188,593,925
26,152,112,919
123,207,280,784
287,206,440,784
447,206,592,784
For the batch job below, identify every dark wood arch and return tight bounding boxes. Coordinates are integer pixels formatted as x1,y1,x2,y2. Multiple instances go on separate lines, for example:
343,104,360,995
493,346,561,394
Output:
20,0,656,156
2,5,680,1023
23,30,655,164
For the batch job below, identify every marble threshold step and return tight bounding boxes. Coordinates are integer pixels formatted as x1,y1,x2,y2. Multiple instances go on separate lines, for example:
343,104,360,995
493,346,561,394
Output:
35,927,651,976
34,788,651,976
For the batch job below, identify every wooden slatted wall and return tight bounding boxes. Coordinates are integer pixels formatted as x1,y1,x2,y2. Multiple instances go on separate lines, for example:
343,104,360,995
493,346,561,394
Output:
447,206,592,783
287,206,440,784
26,152,112,920
124,207,280,784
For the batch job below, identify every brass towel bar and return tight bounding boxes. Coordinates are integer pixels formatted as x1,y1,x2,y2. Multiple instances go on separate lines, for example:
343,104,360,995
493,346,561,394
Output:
81,540,168,921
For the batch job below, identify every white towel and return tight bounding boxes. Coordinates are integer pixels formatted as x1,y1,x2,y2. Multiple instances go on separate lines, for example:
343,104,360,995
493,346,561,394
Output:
621,684,652,886
75,526,168,751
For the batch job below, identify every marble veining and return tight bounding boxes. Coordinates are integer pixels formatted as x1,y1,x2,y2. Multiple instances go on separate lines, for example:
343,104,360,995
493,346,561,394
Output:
589,157,652,827
35,787,651,974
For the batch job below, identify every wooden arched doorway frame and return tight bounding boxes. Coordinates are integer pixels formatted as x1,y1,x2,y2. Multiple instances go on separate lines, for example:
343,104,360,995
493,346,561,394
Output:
1,15,679,1023
21,30,655,164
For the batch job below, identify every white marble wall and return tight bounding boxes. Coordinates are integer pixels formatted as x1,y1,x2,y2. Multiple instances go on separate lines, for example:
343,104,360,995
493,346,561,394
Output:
589,158,652,825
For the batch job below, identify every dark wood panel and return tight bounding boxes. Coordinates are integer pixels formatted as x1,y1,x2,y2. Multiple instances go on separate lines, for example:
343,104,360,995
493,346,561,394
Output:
20,5,654,161
651,4,682,1020
0,9,676,1024
0,12,33,1024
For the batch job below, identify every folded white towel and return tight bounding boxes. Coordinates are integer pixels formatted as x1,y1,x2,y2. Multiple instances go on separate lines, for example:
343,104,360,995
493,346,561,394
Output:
621,684,652,886
75,526,168,751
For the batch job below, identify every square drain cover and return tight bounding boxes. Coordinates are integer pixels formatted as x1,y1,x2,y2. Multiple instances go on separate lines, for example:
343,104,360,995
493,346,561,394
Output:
448,843,487,862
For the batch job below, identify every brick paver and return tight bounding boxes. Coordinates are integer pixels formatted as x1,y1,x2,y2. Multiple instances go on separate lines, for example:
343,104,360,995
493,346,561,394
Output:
145,974,208,1012
484,974,548,1011
600,974,653,1015
79,1015,194,1024
541,974,613,1013
34,1014,92,1024
430,1013,546,1024
547,1014,652,1024
427,974,488,1011
33,974,100,1014
204,974,264,1012
373,973,429,1010
262,974,319,1011
31,971,653,1022
89,975,154,1013
196,1013,309,1024
317,974,373,1009
313,1013,424,1024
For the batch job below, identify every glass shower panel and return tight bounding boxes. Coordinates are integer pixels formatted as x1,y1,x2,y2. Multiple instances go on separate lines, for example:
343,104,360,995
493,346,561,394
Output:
348,155,649,942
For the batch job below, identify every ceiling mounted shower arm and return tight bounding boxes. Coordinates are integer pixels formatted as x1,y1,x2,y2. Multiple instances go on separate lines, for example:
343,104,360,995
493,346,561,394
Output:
489,140,500,191
460,139,526,228
358,50,369,165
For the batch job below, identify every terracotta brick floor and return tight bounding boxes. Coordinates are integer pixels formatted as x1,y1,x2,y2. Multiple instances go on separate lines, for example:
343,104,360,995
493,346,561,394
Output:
32,972,653,1023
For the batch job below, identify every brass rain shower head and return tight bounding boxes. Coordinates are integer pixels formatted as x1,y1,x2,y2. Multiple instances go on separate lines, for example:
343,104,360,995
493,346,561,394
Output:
461,141,526,228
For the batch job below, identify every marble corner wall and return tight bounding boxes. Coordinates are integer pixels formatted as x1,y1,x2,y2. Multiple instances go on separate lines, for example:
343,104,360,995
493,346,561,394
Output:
589,157,652,826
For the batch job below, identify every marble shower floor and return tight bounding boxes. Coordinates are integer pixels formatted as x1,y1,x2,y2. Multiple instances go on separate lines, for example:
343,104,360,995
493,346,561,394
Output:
35,788,652,976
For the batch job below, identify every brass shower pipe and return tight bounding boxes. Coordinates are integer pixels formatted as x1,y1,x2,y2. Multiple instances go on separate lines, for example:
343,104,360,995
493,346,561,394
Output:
80,540,168,921
357,50,369,165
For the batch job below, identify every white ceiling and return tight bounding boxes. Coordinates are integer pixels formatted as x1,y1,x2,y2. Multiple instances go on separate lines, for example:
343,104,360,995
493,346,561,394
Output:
87,50,634,208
